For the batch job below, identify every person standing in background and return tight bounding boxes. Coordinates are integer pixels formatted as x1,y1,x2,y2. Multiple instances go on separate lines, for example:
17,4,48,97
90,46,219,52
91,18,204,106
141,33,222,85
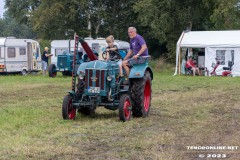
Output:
41,47,52,76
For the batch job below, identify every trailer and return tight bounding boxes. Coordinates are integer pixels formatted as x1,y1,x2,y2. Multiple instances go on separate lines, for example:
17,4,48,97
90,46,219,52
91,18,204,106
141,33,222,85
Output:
0,37,41,75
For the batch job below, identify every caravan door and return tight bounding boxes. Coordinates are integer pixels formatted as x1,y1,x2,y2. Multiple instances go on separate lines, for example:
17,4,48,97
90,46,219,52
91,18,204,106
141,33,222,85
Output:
27,42,38,71
0,46,5,72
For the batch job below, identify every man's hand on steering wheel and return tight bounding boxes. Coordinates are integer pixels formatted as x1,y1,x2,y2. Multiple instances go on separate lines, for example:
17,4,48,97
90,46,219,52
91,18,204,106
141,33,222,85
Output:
102,50,121,61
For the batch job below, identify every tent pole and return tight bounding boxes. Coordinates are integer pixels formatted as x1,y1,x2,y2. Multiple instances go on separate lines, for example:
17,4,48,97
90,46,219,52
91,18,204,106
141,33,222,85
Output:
175,31,185,75
178,49,181,74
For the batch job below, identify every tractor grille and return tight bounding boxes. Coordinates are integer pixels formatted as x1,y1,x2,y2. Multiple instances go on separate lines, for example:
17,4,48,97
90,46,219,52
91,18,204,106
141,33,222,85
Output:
58,56,68,67
85,69,106,90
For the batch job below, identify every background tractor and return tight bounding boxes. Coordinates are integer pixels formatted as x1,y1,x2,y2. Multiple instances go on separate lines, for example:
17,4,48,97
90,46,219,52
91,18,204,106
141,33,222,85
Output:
48,44,98,78
62,34,153,122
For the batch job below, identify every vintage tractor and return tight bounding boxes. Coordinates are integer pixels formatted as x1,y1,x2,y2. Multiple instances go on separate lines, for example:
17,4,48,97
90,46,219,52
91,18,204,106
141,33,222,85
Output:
62,35,153,122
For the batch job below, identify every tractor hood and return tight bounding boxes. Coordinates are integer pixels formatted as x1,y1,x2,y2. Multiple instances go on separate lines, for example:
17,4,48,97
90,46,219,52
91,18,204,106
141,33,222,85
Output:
77,60,118,74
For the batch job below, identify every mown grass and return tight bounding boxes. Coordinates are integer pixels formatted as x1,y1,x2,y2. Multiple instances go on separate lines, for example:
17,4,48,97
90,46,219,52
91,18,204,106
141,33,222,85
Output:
0,67,240,160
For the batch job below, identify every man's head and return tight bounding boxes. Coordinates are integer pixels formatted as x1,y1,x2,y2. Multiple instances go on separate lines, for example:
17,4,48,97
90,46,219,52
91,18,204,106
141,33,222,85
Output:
128,27,137,39
44,47,49,51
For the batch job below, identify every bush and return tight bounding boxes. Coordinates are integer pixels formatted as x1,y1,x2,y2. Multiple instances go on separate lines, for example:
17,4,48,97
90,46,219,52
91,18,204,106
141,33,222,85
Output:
149,56,175,73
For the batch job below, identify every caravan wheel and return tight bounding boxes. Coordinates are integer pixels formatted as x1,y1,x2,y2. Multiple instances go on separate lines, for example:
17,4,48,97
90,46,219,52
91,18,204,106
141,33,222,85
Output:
21,69,27,76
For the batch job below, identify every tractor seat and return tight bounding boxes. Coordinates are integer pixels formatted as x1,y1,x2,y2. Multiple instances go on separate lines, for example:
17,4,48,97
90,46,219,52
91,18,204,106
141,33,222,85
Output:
223,67,230,70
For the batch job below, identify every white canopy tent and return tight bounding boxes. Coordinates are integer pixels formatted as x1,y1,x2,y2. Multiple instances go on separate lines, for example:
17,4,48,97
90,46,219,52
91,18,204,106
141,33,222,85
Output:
174,30,240,76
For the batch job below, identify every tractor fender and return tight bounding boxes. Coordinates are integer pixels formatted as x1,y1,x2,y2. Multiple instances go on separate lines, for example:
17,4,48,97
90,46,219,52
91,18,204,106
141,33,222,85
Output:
67,91,76,98
129,65,153,80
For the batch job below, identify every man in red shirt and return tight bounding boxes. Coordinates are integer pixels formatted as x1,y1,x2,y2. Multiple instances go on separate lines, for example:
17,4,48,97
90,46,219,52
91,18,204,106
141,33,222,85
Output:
186,56,201,76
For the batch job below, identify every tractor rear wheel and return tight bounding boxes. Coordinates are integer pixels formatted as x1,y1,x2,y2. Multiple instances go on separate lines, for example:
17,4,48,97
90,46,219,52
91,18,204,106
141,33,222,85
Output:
62,95,76,120
119,94,132,122
130,70,152,117
48,64,57,78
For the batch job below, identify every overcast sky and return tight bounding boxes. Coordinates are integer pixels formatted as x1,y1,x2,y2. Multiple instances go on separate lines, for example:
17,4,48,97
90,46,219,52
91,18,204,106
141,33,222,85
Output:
0,0,5,18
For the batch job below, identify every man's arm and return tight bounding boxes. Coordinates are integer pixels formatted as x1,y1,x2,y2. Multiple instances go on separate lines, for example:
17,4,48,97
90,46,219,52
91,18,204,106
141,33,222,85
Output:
123,50,133,61
187,60,195,68
132,44,147,60
106,46,118,52
109,45,118,51
137,44,147,56
46,53,53,57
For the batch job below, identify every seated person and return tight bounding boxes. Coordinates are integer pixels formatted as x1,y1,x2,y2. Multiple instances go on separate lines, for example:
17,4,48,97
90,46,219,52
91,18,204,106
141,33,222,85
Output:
105,35,123,79
186,56,201,76
122,27,148,84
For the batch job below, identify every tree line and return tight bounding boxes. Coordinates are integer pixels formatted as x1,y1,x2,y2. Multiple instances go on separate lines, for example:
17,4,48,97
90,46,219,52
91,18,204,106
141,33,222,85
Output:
1,0,240,61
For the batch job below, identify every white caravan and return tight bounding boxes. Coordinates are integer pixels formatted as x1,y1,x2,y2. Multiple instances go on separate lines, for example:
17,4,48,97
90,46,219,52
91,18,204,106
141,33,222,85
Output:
50,37,130,66
0,37,41,75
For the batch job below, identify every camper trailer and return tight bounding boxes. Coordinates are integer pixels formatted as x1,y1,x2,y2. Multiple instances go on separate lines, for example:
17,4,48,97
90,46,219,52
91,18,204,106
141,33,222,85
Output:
0,37,41,75
50,37,130,66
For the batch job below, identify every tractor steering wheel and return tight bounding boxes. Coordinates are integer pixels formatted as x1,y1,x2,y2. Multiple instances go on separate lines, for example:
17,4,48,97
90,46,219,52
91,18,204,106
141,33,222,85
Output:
102,51,108,60
102,50,121,61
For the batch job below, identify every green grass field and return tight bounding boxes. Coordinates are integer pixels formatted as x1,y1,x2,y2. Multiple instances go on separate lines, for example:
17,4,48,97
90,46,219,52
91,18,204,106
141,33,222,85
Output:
0,69,240,160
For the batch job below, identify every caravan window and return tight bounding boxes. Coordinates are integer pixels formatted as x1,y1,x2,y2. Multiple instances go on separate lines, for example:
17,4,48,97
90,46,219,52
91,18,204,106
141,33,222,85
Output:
55,48,68,56
92,43,100,53
8,48,16,58
20,48,26,55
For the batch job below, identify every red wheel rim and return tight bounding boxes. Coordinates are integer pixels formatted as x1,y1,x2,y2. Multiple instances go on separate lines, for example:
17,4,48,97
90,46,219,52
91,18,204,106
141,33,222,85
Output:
124,97,131,119
53,72,57,77
68,98,76,119
144,80,151,112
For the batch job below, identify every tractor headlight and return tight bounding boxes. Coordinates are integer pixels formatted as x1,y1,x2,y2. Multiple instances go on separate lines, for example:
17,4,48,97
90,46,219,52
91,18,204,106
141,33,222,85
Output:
107,75,112,81
79,74,84,80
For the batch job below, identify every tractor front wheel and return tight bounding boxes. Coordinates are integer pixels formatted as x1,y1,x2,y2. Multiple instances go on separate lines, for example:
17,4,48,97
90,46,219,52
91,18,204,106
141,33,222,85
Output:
119,94,132,122
62,95,76,120
49,64,57,78
131,70,152,117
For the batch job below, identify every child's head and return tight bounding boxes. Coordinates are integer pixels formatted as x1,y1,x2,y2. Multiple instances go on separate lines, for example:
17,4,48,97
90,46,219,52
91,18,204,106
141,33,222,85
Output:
106,35,114,46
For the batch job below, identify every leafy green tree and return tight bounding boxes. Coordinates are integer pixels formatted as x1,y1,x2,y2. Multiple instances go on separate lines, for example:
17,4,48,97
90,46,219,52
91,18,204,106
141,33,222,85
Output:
133,0,240,61
5,0,40,24
5,0,139,40
0,11,36,38
6,0,240,61
208,0,240,29
133,0,214,60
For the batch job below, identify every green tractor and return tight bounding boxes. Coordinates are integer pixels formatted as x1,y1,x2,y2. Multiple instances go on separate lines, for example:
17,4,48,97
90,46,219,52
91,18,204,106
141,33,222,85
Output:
62,35,153,122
